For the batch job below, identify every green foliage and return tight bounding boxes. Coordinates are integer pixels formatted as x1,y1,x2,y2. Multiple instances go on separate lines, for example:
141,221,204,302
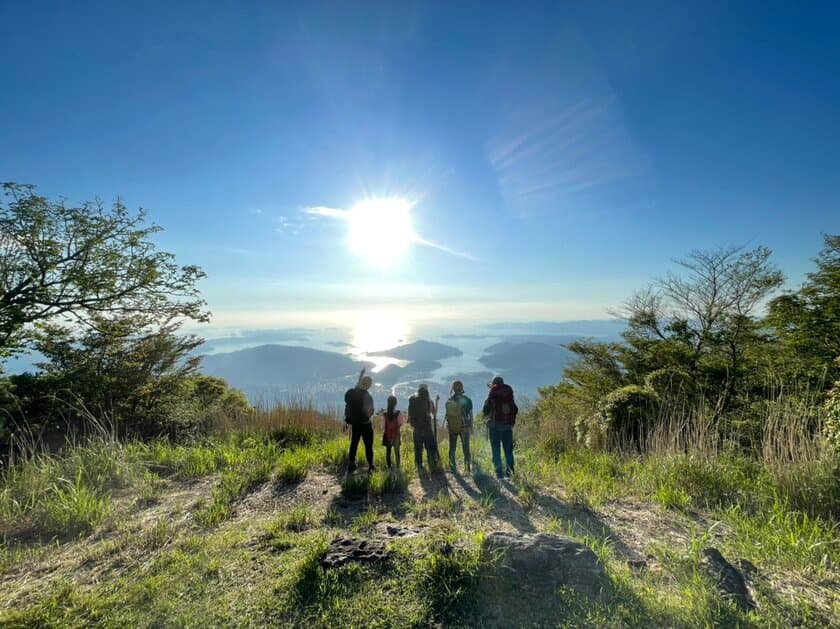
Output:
534,240,840,455
39,469,111,537
276,448,313,483
644,367,696,401
767,234,840,387
2,322,252,449
825,375,840,454
597,385,660,450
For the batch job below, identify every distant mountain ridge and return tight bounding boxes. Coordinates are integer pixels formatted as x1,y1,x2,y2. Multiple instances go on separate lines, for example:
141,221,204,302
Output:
201,344,369,388
368,340,462,361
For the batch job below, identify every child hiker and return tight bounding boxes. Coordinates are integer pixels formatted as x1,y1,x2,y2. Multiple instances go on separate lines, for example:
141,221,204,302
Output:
380,395,406,468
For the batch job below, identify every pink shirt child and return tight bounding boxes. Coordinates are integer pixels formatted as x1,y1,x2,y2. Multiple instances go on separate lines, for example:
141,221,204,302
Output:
380,410,406,444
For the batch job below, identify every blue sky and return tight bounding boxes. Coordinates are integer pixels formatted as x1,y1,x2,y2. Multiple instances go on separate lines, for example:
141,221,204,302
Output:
1,1,838,332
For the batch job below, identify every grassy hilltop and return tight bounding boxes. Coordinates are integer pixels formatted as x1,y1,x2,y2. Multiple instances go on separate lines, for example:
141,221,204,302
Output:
1,404,838,628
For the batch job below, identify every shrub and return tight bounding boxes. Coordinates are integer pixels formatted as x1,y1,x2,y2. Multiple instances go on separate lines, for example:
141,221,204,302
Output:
597,385,660,451
644,367,696,402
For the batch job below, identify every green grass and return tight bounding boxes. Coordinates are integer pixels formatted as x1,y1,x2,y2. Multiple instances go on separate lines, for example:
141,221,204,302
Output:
1,425,838,627
408,491,460,519
39,470,112,537
268,505,319,533
276,447,313,483
195,451,276,527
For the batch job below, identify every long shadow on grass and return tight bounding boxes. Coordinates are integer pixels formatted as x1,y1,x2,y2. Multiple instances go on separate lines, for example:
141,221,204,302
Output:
324,468,413,528
529,488,636,559
417,466,453,500
468,463,537,533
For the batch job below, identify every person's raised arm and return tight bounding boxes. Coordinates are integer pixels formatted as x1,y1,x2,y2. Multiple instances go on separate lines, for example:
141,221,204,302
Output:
356,367,366,387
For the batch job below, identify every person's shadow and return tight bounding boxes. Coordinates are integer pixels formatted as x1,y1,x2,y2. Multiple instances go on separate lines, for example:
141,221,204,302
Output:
466,462,537,533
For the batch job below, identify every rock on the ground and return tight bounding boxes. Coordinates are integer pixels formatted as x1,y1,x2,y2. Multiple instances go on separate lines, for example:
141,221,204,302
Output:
482,532,604,597
700,547,757,612
320,536,390,569
374,523,424,539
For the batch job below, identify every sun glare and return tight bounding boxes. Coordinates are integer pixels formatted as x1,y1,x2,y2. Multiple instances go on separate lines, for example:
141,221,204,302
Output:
346,198,413,265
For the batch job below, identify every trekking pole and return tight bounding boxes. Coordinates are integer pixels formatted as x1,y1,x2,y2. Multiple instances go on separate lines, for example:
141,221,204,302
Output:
433,394,439,442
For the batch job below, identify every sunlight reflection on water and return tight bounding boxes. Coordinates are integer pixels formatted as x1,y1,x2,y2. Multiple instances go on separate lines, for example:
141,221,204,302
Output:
350,310,412,372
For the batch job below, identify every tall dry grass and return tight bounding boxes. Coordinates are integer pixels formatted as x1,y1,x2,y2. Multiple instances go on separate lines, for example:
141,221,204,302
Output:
209,397,343,443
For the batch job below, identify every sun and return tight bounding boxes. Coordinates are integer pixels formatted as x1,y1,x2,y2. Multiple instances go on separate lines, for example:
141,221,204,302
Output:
346,198,413,265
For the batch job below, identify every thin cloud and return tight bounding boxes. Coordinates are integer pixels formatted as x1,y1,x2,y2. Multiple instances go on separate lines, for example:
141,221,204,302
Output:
305,206,348,219
410,234,477,261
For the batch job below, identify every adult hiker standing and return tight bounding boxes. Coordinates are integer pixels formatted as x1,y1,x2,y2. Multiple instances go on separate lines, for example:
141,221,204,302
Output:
408,384,438,470
379,395,406,469
344,368,376,475
483,375,518,479
445,380,473,473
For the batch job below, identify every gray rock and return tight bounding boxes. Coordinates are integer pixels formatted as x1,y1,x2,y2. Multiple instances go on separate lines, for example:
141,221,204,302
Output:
320,536,390,569
482,532,605,596
700,547,757,612
374,522,423,538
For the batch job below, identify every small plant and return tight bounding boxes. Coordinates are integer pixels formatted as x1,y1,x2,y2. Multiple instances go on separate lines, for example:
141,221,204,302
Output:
39,470,111,537
340,473,370,498
134,470,165,505
195,455,273,527
467,491,495,516
273,505,319,532
350,506,382,533
653,483,692,510
323,506,343,527
140,518,175,550
317,437,349,470
277,448,313,483
368,469,409,496
409,492,459,519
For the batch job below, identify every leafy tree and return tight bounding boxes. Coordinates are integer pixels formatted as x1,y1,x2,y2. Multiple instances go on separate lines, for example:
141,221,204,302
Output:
766,234,840,386
0,183,207,356
618,246,783,412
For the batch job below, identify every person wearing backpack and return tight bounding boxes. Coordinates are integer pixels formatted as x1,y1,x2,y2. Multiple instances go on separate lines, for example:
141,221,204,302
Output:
445,380,473,473
483,375,518,479
379,395,406,469
344,368,376,475
407,384,438,470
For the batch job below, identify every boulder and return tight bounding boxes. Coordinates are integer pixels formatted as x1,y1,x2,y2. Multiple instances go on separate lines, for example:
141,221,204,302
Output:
320,536,389,570
482,532,604,596
700,547,757,612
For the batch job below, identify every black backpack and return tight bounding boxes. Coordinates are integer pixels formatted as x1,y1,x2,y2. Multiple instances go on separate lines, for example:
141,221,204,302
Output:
407,394,431,431
344,388,364,425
